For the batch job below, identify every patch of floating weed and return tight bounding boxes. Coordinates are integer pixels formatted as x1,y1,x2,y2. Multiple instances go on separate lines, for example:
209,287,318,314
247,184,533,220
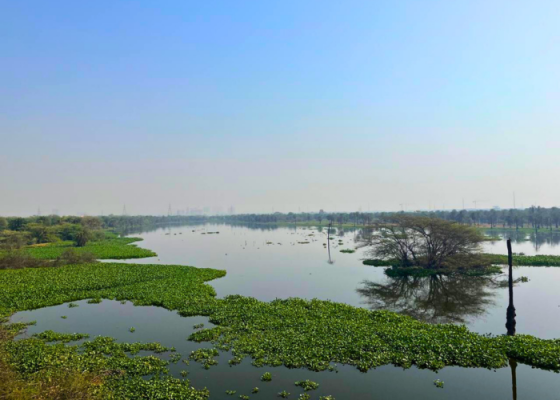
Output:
3,258,560,399
298,394,311,400
87,298,102,304
339,249,355,254
33,330,89,343
261,372,272,381
294,380,319,391
239,395,249,400
3,333,208,399
129,327,136,333
252,387,259,393
68,303,79,308
226,390,236,395
170,353,182,363
278,390,290,397
193,323,204,329
24,237,156,260
434,379,444,388
189,348,219,369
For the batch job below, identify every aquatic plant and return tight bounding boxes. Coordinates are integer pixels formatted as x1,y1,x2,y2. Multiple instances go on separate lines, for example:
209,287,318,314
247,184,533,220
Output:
433,379,444,388
2,333,208,399
61,315,67,319
181,370,188,377
261,372,272,381
33,330,89,343
278,390,290,398
366,254,560,268
68,303,79,308
189,348,219,369
298,394,311,400
3,259,560,400
193,323,204,329
24,237,156,260
339,249,355,254
239,395,249,400
129,327,136,333
87,297,102,304
485,254,560,267
170,353,182,363
319,396,335,400
294,380,319,391
226,390,237,395
252,387,259,393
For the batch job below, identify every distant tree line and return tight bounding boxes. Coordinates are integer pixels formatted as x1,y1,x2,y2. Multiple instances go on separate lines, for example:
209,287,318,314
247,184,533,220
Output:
1,206,559,240
212,206,560,231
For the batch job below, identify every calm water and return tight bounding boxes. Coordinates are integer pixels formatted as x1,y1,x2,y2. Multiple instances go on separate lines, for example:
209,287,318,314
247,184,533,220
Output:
11,224,560,399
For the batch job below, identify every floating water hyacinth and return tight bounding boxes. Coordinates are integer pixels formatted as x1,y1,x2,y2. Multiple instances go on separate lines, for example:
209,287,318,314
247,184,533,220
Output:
278,390,290,398
68,303,79,308
261,372,272,381
129,327,135,333
24,237,156,260
433,379,444,388
170,353,182,363
33,330,89,343
190,348,219,369
252,387,259,393
226,390,236,395
294,380,319,391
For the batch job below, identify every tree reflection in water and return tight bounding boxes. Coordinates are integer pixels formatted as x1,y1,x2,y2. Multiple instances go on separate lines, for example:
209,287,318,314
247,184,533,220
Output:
357,274,511,324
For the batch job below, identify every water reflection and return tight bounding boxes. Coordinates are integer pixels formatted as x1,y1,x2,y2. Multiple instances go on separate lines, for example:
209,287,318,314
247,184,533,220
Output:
357,274,509,324
484,229,560,253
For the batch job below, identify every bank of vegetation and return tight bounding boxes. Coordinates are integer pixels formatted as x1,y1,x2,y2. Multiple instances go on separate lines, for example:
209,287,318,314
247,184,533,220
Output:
0,216,155,269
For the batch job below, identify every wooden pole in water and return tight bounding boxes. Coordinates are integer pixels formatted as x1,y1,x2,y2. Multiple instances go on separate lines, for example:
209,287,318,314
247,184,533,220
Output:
327,221,333,264
506,239,516,336
506,239,518,400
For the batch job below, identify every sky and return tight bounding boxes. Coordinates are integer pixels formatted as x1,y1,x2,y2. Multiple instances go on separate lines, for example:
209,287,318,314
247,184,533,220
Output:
1,0,560,216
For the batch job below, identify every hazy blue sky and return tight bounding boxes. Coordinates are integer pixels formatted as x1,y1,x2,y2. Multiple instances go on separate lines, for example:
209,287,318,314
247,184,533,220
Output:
1,1,559,216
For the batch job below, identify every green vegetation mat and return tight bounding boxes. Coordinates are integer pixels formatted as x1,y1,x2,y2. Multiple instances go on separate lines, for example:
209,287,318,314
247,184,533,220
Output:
485,254,560,267
2,261,560,395
364,254,560,268
23,237,157,260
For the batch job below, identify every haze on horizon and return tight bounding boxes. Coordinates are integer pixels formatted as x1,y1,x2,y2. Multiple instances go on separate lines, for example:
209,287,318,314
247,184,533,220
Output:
2,1,559,217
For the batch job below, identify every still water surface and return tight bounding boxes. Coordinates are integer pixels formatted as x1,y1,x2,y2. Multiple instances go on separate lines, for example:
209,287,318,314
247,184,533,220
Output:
12,224,560,399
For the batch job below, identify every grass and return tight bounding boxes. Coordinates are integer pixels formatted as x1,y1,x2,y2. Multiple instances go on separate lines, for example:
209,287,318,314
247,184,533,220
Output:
23,237,156,260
